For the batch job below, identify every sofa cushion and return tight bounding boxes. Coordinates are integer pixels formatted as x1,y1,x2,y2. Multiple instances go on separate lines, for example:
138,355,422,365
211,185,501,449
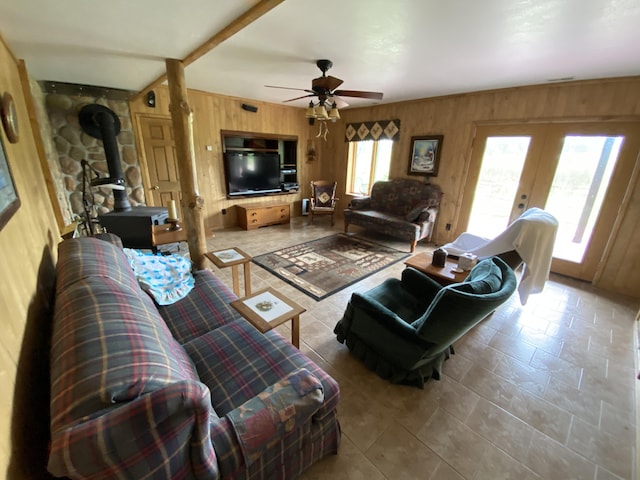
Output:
184,320,340,419
56,236,141,292
369,179,440,216
157,269,245,344
50,276,200,430
451,258,503,295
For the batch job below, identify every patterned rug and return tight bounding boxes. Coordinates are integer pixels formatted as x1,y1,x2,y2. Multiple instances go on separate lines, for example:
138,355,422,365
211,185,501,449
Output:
252,234,410,300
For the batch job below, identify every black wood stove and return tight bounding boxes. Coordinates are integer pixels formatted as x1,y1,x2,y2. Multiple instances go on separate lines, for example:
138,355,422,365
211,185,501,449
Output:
79,104,169,249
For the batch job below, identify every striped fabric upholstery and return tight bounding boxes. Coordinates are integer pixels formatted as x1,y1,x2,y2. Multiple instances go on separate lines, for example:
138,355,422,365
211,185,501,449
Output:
186,322,341,478
49,236,341,479
157,269,244,344
56,234,140,292
185,321,340,418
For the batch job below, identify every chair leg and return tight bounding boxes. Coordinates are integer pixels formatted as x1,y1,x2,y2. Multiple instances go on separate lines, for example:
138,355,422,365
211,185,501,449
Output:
309,211,314,224
410,240,417,252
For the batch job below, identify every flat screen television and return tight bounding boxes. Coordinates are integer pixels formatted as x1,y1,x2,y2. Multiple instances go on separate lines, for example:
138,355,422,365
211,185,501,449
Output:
223,151,282,196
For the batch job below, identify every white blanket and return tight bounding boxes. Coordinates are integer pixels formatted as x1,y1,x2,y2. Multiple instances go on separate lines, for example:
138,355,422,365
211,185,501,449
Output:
443,208,558,305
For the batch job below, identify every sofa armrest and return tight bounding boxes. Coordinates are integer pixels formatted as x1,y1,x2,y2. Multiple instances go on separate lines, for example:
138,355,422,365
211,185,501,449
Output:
48,380,219,479
348,196,371,210
400,267,444,298
218,369,324,469
349,292,419,340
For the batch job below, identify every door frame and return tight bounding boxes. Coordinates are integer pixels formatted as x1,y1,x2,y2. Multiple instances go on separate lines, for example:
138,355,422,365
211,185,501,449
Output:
459,120,640,282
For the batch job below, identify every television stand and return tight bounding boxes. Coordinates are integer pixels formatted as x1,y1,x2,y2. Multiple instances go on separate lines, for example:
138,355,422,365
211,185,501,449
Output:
236,202,290,230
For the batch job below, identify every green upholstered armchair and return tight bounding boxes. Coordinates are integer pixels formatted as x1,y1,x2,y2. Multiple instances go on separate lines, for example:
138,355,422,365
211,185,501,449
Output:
334,257,517,388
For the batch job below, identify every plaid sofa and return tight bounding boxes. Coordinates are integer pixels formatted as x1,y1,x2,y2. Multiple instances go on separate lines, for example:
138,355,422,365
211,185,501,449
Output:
344,178,442,252
48,235,340,479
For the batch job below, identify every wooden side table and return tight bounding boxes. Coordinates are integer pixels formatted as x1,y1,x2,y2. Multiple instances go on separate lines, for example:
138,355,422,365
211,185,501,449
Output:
152,223,187,245
230,287,305,348
205,247,252,297
404,252,468,286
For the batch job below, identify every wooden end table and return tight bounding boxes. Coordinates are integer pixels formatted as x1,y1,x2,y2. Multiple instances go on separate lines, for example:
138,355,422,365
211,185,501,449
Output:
205,247,252,297
152,223,187,245
404,252,468,286
230,287,306,348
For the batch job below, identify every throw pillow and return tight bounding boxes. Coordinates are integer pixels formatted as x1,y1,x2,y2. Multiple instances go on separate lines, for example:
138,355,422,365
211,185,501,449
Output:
452,259,503,295
314,185,334,207
405,203,429,222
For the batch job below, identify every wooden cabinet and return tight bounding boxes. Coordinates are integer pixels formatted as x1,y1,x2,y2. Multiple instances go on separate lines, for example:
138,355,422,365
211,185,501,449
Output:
237,202,290,230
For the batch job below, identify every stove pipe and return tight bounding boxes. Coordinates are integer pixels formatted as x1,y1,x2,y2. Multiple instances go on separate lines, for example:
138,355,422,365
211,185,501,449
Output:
79,104,131,211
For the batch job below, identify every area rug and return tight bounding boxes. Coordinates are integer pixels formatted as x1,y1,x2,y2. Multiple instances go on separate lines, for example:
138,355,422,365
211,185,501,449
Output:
252,234,410,300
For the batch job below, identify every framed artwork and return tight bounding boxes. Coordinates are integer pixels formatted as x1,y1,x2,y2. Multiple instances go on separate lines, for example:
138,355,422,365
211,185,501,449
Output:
0,135,20,231
408,135,443,176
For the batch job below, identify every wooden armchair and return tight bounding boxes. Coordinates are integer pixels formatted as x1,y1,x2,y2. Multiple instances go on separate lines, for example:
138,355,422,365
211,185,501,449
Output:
309,180,338,226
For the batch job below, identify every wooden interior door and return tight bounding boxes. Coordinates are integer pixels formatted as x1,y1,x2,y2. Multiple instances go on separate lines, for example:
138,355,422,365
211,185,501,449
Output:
139,116,182,217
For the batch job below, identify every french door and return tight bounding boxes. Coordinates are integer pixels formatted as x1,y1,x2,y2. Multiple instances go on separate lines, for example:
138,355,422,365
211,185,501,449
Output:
459,122,640,281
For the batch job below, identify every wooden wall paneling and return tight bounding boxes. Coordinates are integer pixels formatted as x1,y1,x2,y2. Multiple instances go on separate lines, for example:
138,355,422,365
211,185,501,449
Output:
336,77,640,297
0,35,60,478
130,77,640,297
131,86,309,233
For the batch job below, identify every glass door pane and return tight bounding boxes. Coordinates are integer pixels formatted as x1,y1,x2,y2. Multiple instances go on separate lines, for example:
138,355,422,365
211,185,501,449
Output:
545,136,623,262
467,136,530,238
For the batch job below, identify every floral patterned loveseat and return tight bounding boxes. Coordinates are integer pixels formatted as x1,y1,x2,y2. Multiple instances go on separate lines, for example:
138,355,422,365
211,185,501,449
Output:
344,178,442,252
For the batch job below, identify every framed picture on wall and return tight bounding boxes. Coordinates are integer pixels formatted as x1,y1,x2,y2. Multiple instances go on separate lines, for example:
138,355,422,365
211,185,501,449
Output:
0,136,20,231
408,135,443,176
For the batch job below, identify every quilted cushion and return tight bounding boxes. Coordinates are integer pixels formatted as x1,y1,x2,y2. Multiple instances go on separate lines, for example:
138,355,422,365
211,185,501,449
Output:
452,258,503,294
227,368,324,466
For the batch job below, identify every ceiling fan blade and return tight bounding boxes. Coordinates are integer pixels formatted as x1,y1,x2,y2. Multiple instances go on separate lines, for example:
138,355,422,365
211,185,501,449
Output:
283,94,315,103
265,85,314,94
329,95,350,109
333,89,384,100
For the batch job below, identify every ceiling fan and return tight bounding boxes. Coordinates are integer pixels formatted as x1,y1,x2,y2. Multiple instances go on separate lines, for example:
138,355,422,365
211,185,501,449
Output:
265,59,384,109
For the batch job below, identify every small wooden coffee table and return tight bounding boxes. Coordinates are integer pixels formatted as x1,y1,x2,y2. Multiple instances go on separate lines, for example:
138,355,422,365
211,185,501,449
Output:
404,252,468,286
230,287,306,348
205,247,252,297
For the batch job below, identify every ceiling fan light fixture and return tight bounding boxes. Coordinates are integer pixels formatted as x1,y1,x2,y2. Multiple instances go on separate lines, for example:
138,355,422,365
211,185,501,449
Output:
314,104,329,120
328,102,340,121
305,101,315,118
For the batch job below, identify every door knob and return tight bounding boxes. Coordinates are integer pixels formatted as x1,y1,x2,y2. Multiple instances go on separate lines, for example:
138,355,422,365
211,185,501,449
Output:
151,185,159,190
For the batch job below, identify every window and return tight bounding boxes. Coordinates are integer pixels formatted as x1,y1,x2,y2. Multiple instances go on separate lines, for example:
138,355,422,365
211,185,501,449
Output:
346,139,393,195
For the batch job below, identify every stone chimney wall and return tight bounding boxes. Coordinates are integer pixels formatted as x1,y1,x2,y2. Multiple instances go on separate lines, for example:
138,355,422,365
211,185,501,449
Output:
44,92,145,218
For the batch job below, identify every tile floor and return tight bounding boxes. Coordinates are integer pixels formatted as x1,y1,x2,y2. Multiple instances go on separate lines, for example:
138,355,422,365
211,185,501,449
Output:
204,217,639,480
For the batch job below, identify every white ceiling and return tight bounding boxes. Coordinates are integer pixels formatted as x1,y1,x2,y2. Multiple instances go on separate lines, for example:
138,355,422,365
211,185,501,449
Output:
1,0,639,109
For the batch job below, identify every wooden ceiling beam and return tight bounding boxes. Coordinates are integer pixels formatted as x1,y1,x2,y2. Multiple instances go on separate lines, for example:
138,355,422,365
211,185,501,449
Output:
135,0,286,99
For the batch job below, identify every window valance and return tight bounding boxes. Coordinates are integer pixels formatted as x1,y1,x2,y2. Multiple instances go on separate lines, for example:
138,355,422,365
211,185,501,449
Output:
345,119,401,142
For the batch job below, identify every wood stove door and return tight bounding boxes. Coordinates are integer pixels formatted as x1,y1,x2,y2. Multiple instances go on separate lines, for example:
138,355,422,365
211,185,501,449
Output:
140,116,182,218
